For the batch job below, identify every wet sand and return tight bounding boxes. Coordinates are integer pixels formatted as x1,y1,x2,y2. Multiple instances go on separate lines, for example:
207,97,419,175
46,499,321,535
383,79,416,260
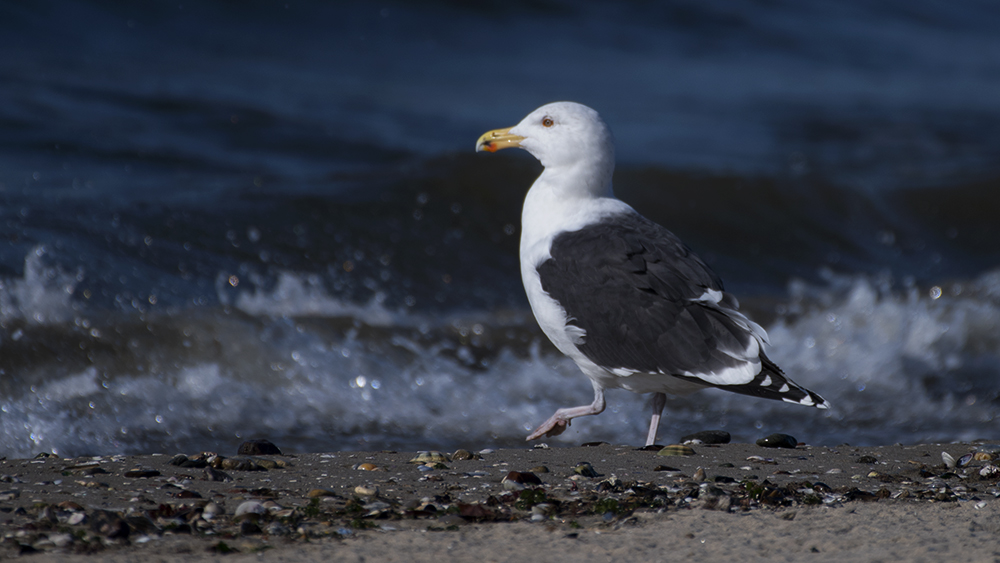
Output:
2,441,998,562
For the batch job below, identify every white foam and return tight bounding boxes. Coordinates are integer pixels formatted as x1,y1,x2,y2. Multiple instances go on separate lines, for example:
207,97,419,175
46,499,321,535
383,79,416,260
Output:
0,245,80,325
229,271,399,326
3,268,999,458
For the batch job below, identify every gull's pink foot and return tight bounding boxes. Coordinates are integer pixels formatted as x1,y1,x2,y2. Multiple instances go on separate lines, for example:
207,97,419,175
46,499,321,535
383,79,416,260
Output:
526,417,571,440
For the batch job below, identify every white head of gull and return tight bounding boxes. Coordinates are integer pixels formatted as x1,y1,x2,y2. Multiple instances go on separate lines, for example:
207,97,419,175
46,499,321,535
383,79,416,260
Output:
477,101,828,447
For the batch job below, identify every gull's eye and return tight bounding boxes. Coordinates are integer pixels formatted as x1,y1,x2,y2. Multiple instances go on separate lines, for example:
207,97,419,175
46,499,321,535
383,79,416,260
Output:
542,117,554,127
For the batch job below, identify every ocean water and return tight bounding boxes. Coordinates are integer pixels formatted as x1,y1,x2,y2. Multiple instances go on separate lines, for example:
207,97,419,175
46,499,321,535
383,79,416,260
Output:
1,1,999,457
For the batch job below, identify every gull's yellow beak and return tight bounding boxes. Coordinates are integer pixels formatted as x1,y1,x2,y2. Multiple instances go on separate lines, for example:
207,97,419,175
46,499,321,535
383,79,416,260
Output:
475,127,524,153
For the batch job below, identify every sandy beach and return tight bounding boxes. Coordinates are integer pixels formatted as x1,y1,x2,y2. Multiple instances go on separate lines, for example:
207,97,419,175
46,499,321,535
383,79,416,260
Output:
2,439,999,562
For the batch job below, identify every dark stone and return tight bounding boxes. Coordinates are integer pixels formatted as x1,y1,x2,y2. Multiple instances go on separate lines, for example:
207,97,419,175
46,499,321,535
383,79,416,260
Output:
504,471,543,486
756,433,798,449
168,454,207,468
457,503,496,521
856,455,878,464
205,467,233,482
125,515,162,536
124,469,161,478
844,488,877,502
238,439,282,456
90,510,129,539
240,520,262,536
680,430,731,445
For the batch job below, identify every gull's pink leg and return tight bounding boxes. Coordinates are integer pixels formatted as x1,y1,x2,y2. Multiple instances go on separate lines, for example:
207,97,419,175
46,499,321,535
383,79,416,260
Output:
645,392,666,447
527,382,605,441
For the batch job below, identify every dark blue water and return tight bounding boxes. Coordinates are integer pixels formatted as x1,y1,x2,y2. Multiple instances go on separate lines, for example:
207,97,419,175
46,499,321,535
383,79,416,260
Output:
1,1,999,458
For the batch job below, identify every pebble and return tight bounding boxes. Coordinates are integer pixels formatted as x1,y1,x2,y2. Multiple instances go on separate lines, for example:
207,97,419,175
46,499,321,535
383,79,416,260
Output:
67,512,87,526
240,520,262,535
530,465,550,473
354,485,378,497
168,454,207,468
451,449,480,460
204,467,233,482
90,510,129,539
63,463,108,475
680,430,731,445
123,469,160,479
693,468,706,481
234,501,267,518
502,471,542,490
266,521,290,536
220,457,266,471
237,439,282,456
48,533,73,548
202,502,222,520
410,451,450,464
306,489,337,498
572,462,600,478
355,463,378,471
254,458,287,469
262,500,284,513
658,445,696,457
756,434,798,449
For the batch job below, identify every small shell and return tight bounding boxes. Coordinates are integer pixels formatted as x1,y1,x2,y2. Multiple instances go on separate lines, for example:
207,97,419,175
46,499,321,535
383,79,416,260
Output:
354,485,378,497
658,445,696,457
234,501,266,518
355,463,378,471
202,502,222,520
692,468,706,481
958,453,974,468
502,471,542,490
653,465,681,472
942,452,956,469
680,430,731,445
572,462,600,477
409,451,450,464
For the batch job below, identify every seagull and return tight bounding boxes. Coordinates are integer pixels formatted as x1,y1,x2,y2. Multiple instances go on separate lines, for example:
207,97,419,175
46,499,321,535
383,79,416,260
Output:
475,101,828,447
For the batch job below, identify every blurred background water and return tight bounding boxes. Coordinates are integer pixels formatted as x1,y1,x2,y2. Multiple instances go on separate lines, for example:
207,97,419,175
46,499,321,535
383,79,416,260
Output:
1,0,999,457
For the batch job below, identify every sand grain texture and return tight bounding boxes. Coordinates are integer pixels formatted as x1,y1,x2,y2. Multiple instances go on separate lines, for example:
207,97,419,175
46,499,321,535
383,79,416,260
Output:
2,442,998,562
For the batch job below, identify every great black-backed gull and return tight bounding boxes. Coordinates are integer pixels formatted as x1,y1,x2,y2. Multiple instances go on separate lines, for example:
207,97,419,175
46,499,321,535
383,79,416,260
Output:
475,101,828,447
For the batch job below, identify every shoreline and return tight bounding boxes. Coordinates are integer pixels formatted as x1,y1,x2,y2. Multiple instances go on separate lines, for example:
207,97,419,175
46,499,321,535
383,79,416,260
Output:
2,441,999,562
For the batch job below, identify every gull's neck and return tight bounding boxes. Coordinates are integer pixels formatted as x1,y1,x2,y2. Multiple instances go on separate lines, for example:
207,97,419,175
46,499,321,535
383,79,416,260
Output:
519,158,629,257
